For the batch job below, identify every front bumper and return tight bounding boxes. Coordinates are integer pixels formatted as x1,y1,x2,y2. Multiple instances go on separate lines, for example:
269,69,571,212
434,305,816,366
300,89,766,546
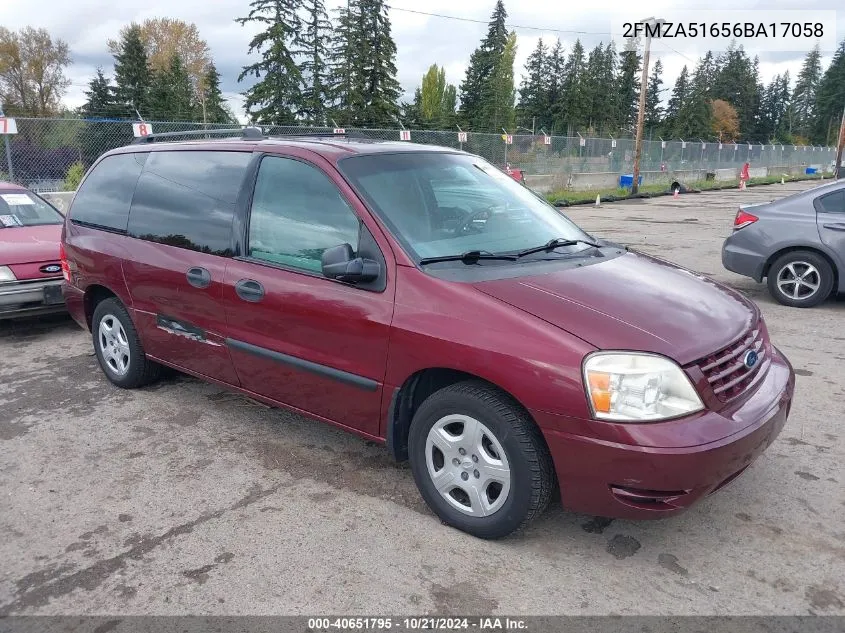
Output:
721,233,767,282
0,277,66,319
537,346,794,519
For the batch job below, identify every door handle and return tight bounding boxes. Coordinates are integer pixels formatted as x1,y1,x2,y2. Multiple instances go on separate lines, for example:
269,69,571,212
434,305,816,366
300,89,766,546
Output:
186,267,211,288
235,279,264,302
822,223,845,232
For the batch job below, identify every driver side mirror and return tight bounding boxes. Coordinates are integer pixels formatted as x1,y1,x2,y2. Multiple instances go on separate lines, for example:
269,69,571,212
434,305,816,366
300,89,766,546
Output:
321,243,380,283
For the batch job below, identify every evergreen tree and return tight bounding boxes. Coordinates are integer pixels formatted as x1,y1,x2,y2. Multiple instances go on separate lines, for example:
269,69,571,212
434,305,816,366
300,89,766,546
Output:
518,38,549,131
676,55,714,139
237,0,303,125
812,39,845,145
197,63,232,123
616,39,641,130
81,68,118,118
664,65,689,136
329,0,401,126
113,23,151,117
759,72,791,141
298,0,332,125
458,0,508,130
712,45,762,140
582,44,606,133
545,39,565,133
789,44,822,141
486,31,517,131
148,54,193,120
644,58,664,133
79,68,124,165
559,39,587,132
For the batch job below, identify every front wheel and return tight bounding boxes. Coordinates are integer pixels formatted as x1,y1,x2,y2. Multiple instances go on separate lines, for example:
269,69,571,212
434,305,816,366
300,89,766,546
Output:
767,251,834,308
408,381,554,539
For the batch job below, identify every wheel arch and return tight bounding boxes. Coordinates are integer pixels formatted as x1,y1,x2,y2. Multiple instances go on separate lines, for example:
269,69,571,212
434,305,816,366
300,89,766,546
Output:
83,284,120,330
384,367,550,464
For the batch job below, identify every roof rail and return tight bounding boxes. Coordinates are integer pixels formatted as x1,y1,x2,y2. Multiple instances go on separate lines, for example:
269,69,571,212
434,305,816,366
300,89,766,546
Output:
131,126,266,144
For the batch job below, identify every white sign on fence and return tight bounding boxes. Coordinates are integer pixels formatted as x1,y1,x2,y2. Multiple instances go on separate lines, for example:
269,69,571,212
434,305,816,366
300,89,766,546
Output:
400,129,411,141
611,139,617,148
701,142,706,150
719,143,723,150
734,144,739,151
504,135,513,145
132,122,152,137
543,135,551,146
661,141,666,149
748,144,752,150
333,128,345,134
458,131,467,143
0,117,18,135
579,137,585,147
681,141,687,149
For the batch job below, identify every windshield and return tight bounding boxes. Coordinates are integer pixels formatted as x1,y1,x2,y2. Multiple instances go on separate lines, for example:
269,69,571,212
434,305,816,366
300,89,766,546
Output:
338,152,592,262
0,191,63,227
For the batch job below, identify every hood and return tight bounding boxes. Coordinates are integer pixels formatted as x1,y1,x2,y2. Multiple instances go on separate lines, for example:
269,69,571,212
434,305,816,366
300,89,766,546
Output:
0,224,62,266
473,251,757,365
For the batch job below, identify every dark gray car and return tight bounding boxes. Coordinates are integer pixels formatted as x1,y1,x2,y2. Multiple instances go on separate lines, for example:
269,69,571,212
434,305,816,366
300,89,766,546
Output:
722,180,845,307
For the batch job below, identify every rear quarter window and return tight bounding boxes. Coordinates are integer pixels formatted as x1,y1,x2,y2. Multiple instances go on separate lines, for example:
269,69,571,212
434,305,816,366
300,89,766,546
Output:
68,153,147,232
127,150,251,256
816,189,845,214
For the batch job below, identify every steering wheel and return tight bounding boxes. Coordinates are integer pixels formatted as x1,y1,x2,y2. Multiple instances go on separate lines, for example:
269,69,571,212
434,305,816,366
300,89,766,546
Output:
458,209,492,234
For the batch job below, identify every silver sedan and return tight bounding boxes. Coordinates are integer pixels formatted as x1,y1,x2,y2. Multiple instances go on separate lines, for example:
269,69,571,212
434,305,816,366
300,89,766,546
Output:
722,179,845,307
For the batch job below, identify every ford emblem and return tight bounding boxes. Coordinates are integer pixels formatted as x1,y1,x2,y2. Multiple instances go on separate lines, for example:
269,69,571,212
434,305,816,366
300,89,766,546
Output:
743,350,759,369
40,264,61,274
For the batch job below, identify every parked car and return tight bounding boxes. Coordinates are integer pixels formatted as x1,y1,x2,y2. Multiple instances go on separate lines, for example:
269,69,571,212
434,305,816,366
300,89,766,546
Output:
722,179,845,307
0,182,66,319
502,163,526,185
62,132,794,539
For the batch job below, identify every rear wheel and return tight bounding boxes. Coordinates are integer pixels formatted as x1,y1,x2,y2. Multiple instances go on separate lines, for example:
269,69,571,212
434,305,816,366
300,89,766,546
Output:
408,381,554,539
92,298,160,388
767,251,834,308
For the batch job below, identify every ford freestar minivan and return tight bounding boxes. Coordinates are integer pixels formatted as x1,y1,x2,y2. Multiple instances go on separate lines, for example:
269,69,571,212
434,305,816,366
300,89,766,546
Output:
62,130,795,539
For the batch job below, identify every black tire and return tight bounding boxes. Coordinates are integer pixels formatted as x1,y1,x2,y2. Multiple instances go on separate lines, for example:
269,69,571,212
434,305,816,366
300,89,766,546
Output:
766,250,834,308
91,297,160,388
408,381,554,539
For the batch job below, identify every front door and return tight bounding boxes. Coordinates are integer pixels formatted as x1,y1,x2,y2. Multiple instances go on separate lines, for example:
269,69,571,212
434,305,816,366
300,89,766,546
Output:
222,153,394,436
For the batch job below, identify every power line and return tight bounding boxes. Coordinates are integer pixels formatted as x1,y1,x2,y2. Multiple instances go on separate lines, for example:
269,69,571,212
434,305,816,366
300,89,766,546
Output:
387,5,615,37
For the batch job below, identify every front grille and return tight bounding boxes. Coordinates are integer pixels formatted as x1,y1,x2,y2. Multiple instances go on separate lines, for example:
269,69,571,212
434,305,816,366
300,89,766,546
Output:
697,324,768,402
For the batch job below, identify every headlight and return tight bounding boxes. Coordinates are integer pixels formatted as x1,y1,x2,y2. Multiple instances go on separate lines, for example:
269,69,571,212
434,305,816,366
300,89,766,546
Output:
583,352,704,422
0,266,17,283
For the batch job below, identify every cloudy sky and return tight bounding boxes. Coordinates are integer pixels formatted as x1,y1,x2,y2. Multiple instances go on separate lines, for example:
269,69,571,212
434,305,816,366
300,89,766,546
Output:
4,0,844,122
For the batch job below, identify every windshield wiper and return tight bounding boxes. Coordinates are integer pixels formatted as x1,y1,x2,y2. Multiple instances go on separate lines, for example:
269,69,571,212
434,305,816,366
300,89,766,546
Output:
516,237,602,259
419,250,518,265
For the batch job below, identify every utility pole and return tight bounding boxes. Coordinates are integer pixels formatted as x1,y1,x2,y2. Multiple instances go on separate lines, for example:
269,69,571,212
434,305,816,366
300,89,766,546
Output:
631,18,664,194
835,99,845,180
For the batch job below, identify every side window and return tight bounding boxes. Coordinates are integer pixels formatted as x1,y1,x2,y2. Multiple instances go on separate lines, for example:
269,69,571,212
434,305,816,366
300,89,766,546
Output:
127,150,251,256
817,190,845,214
248,156,361,274
69,153,146,231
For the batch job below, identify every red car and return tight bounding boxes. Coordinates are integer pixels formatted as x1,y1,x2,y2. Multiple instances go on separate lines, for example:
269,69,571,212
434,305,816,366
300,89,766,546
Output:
0,182,66,319
61,131,794,538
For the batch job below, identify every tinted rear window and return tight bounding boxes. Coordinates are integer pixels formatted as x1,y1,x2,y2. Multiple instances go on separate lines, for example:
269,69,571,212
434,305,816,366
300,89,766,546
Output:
127,150,251,256
69,153,146,231
817,189,845,214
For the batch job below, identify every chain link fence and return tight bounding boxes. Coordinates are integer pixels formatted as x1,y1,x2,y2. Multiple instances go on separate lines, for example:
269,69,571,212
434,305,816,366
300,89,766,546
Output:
0,117,838,192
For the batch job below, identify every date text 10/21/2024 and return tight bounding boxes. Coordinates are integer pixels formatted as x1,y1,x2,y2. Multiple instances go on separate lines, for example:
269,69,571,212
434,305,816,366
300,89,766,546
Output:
307,617,528,631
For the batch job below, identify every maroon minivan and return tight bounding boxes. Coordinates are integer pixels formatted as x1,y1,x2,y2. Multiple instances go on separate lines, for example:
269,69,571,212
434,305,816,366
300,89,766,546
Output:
62,130,794,538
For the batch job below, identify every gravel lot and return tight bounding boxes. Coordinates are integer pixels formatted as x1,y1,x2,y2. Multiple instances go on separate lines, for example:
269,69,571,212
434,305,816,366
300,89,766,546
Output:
1,181,843,616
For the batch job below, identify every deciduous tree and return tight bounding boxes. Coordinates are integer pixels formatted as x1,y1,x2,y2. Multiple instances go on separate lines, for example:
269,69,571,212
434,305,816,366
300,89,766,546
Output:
0,26,71,116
